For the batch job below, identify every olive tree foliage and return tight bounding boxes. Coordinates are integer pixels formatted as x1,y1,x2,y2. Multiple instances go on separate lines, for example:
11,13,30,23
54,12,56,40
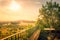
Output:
37,0,60,30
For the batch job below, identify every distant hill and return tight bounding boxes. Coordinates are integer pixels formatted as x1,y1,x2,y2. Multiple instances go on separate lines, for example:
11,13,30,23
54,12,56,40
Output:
17,20,35,23
0,20,35,26
0,20,35,23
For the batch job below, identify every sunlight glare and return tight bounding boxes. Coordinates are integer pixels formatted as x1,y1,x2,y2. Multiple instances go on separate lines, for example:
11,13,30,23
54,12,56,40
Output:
9,0,21,11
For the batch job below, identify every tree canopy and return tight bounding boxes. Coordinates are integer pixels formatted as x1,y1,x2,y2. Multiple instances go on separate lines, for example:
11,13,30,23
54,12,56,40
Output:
38,0,60,30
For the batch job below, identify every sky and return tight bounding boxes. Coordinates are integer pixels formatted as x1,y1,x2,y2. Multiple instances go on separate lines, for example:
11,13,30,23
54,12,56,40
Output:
0,0,60,21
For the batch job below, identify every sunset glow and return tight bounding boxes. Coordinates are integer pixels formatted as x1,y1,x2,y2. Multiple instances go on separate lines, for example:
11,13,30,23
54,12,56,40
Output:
0,0,52,21
8,0,20,11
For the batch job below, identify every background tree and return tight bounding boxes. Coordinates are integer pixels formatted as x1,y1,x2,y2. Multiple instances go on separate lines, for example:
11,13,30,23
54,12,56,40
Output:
38,0,60,30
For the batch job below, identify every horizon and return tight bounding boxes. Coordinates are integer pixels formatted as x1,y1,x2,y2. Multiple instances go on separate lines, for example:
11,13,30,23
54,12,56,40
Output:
0,19,36,22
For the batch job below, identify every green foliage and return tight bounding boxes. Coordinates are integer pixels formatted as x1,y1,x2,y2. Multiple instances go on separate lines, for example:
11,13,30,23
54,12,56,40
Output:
0,22,36,39
37,0,60,30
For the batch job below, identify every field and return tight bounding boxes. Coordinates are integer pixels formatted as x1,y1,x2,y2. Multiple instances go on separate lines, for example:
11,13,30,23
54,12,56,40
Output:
0,22,37,40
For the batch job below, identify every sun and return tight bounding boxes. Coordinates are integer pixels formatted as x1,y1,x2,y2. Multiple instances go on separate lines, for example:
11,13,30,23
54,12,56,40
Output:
9,0,21,11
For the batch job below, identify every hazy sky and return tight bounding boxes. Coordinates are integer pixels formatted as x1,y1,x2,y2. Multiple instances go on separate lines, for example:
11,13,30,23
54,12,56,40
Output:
0,0,60,21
